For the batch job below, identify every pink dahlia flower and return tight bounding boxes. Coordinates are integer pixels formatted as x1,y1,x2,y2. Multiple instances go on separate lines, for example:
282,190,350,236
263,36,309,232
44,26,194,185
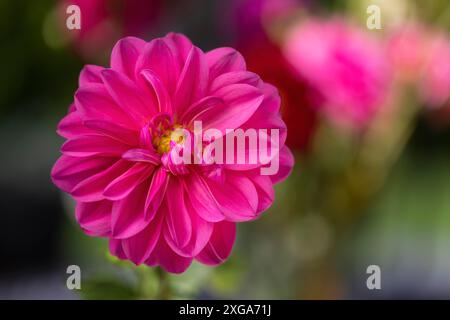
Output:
283,19,390,130
51,33,294,273
388,25,450,109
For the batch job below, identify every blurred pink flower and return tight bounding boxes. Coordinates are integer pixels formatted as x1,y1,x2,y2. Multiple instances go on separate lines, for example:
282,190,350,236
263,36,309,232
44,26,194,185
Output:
421,36,450,108
59,0,163,60
283,19,391,130
51,33,293,273
388,25,450,109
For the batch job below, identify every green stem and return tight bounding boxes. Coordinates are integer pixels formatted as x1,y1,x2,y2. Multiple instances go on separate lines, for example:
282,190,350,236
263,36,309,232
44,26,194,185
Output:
155,267,172,299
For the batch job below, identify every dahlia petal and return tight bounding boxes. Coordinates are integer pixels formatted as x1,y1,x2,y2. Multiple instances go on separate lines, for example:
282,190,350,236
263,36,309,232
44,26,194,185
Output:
135,39,178,95
164,178,192,249
70,159,131,202
259,83,281,113
206,47,246,80
164,193,213,257
103,163,154,201
109,239,127,260
75,84,137,129
111,37,145,80
51,155,114,193
250,175,275,212
173,46,209,116
79,65,103,86
205,172,259,221
61,135,130,157
163,32,193,72
145,166,169,221
75,200,112,237
111,179,152,239
122,212,164,265
270,146,295,184
201,84,264,132
209,71,262,93
149,236,193,274
84,120,139,145
140,69,172,114
196,221,236,266
181,96,224,125
101,69,155,124
57,111,94,139
122,148,161,165
185,173,225,222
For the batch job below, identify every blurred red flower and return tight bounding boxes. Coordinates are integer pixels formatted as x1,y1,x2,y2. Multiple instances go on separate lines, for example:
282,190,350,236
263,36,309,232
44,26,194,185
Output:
59,0,163,60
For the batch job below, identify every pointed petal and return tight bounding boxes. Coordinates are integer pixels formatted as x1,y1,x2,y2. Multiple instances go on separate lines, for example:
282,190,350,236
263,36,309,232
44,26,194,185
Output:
209,71,262,94
83,120,139,145
101,69,155,124
135,39,178,95
111,37,145,80
75,84,137,129
51,155,114,193
122,148,160,164
111,179,152,239
103,163,154,200
204,172,259,221
61,135,130,157
173,46,209,116
122,212,164,265
206,47,246,80
165,192,213,257
150,236,193,274
79,65,103,86
57,111,94,139
196,221,236,266
201,84,264,132
75,200,112,237
109,239,127,260
185,172,225,222
270,146,294,184
180,96,224,125
145,166,169,221
251,174,275,212
164,178,192,249
140,69,172,114
163,32,193,72
70,159,131,202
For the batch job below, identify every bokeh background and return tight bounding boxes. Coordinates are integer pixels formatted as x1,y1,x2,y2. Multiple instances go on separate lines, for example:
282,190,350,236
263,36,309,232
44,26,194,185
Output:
1,0,450,299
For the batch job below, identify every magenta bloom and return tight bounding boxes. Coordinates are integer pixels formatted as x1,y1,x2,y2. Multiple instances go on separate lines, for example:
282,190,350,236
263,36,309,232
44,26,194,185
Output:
51,33,293,273
388,25,450,109
283,19,390,130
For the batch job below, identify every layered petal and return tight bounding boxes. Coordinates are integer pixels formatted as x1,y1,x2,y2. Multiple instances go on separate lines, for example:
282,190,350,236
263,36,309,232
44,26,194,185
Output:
70,159,131,202
173,46,209,116
164,177,192,249
206,47,246,80
111,37,145,80
76,200,112,237
51,155,115,193
103,163,154,200
196,221,236,266
101,69,157,123
135,39,178,95
121,211,164,265
111,179,153,239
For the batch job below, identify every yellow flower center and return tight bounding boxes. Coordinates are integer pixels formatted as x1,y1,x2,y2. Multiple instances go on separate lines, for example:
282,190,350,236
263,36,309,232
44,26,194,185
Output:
152,124,186,154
